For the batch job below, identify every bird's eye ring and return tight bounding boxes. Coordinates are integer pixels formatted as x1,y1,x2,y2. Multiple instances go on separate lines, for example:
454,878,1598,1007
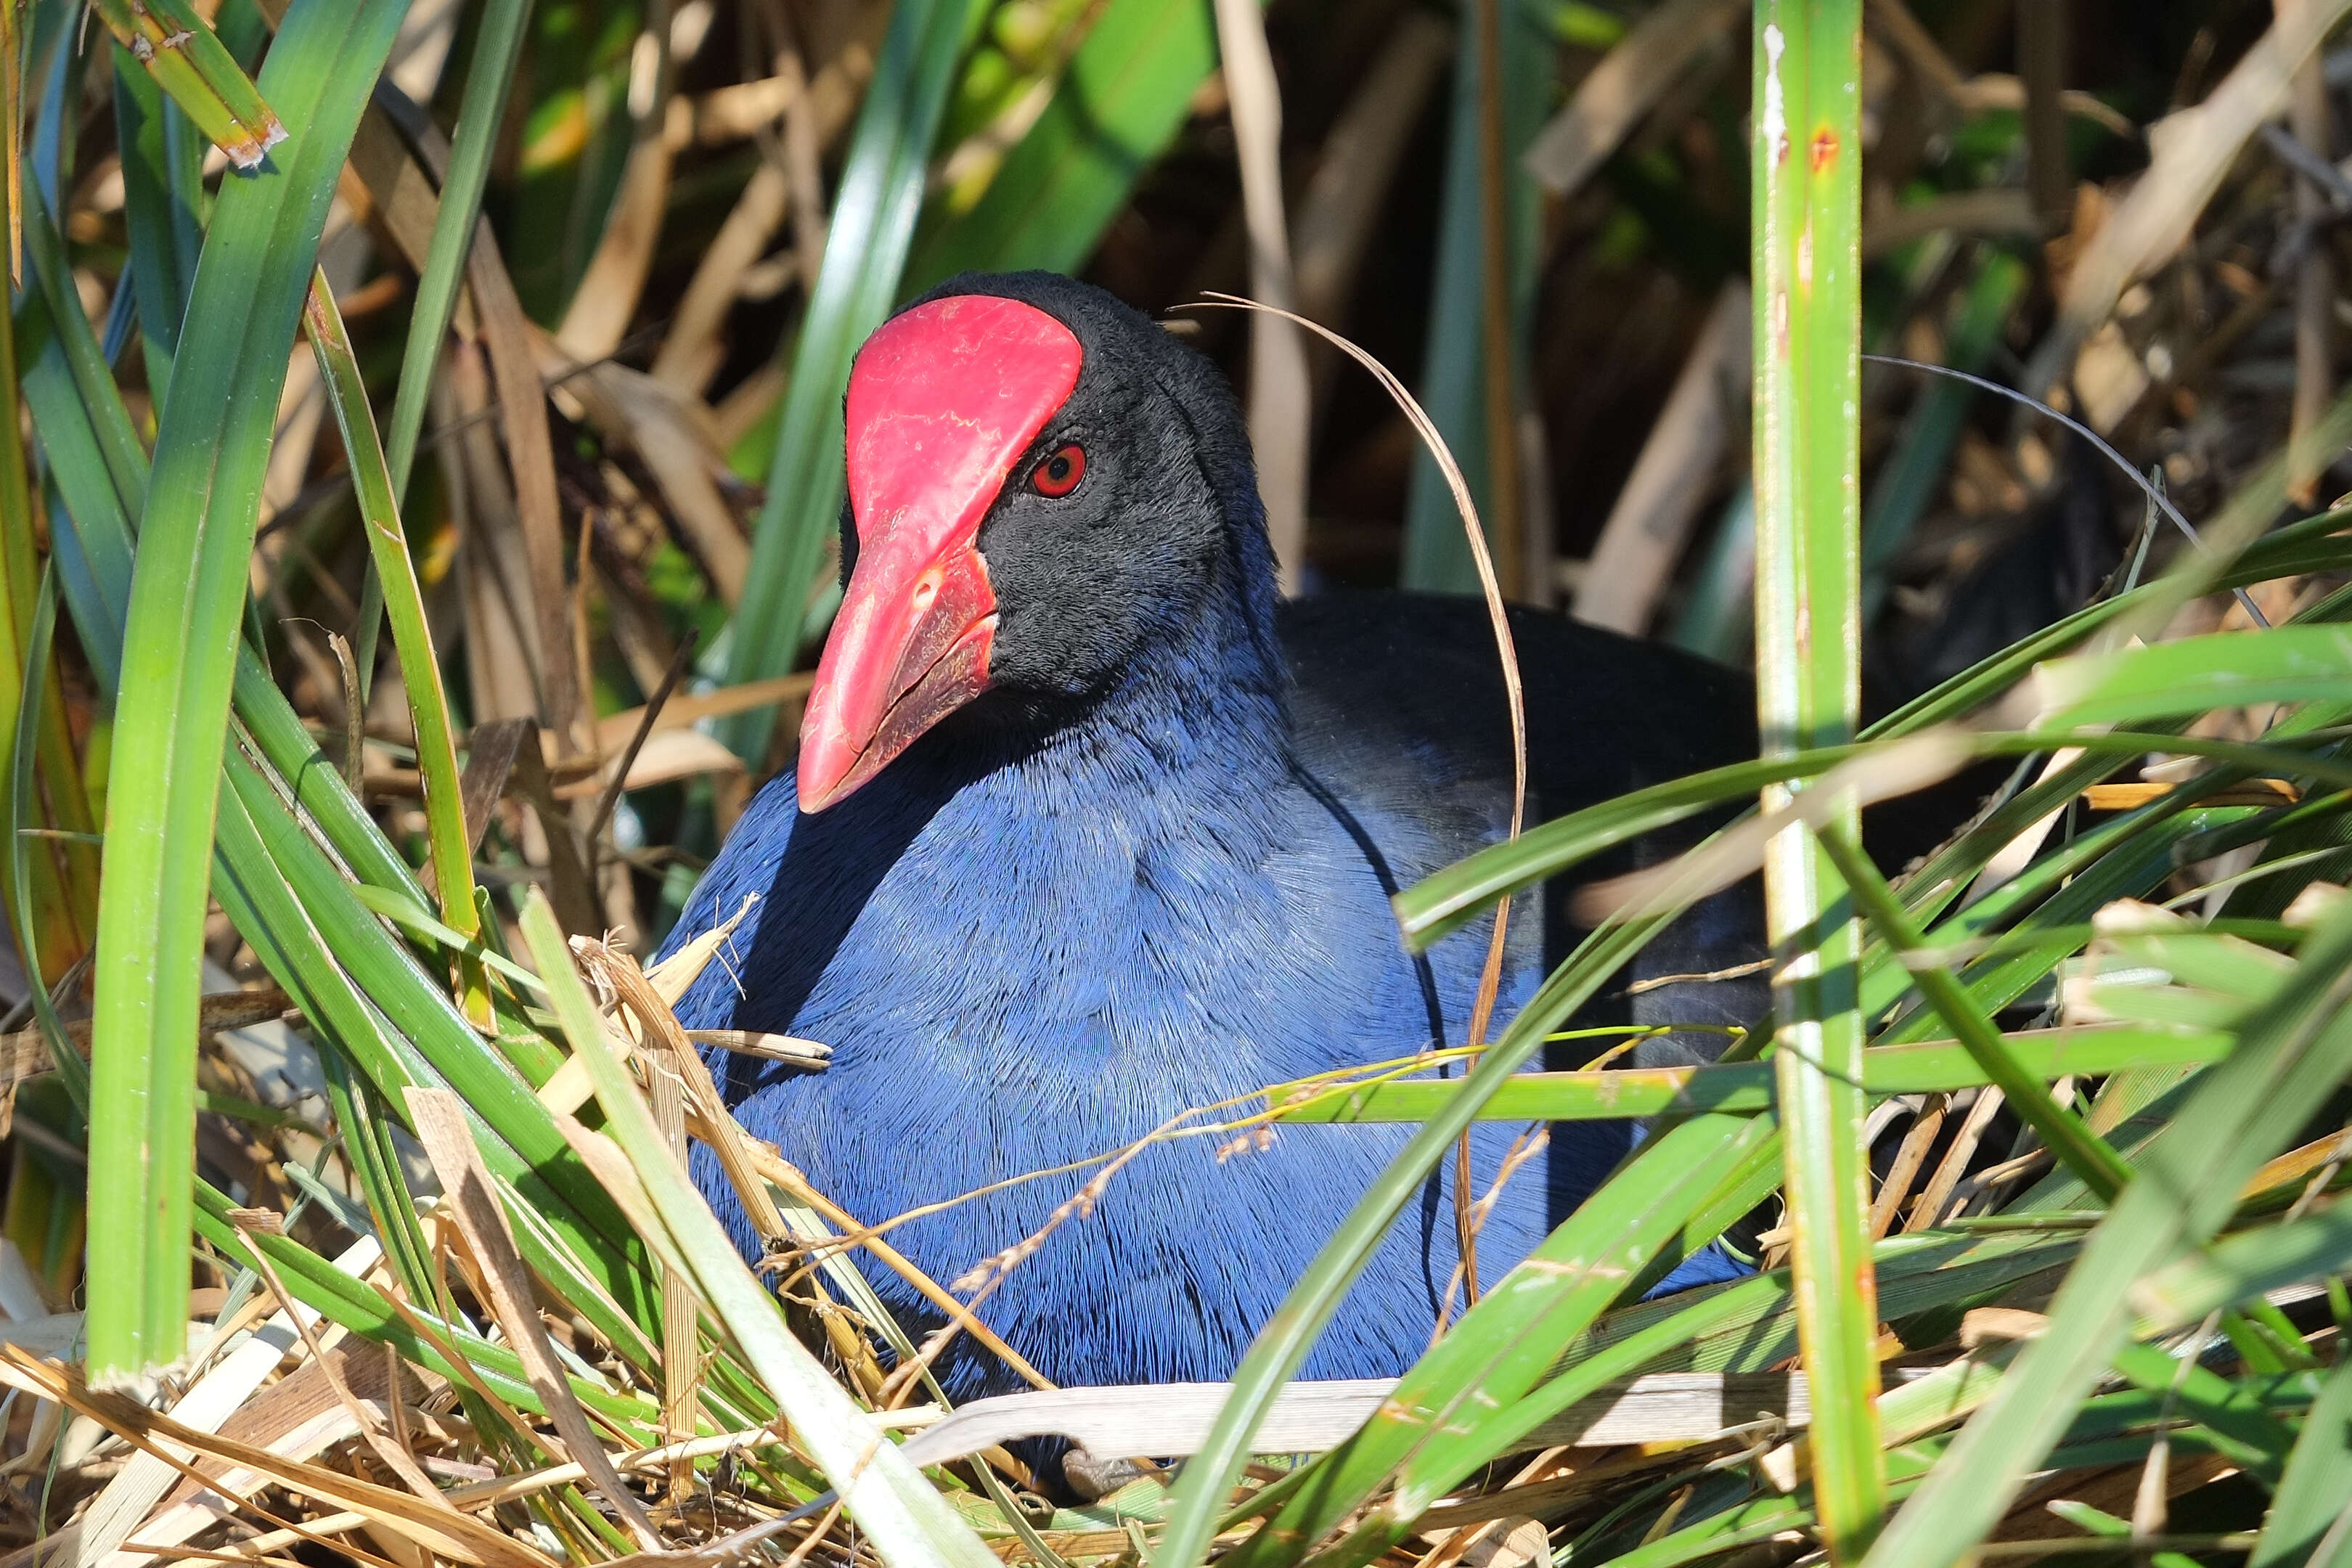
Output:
1029,444,1086,497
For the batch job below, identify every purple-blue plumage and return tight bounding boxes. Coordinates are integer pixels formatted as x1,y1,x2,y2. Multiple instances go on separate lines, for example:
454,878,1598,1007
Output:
660,273,1765,1400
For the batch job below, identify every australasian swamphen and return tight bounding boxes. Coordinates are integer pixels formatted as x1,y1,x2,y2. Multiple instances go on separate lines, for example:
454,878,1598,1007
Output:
661,271,1772,1406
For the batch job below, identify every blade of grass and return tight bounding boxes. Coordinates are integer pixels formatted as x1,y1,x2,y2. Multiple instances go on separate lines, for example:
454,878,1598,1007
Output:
1875,814,2196,1045
1266,1024,2229,1124
2106,1339,2295,1483
22,275,424,907
1409,538,2352,941
217,740,656,1310
89,0,282,169
83,0,422,1382
1812,824,2133,1199
1858,892,2352,1567
358,0,537,703
1545,1230,2077,1385
29,239,419,897
1379,1238,2033,1562
26,0,89,212
377,0,532,502
517,889,1000,1568
1396,746,1869,950
316,1048,437,1306
187,1181,657,1429
1222,1114,1779,1568
2041,626,2352,724
360,78,580,750
722,0,981,759
2133,1201,2352,1328
18,346,136,699
213,815,671,1393
301,271,481,985
1877,508,2352,751
1751,3,1879,1555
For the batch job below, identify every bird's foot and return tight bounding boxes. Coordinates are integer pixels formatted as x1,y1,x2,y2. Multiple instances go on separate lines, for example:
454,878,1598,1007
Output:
1061,1447,1147,1501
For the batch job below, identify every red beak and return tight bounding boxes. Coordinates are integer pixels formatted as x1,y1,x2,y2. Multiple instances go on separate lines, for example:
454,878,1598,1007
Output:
796,295,1083,812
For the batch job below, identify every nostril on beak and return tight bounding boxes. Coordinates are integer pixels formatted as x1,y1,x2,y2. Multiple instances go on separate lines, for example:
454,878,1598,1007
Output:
911,571,942,614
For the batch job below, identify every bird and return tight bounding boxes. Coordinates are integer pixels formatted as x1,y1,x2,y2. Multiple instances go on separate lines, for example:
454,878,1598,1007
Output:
661,270,1771,1411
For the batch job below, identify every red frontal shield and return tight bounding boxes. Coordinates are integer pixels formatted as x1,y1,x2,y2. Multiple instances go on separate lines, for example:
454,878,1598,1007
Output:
796,295,1082,812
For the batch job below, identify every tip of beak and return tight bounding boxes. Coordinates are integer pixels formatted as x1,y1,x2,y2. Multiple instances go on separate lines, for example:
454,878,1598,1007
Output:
794,730,860,814
795,772,846,814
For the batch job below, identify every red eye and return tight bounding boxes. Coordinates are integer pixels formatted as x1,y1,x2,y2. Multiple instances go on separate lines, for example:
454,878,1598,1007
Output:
1029,445,1085,497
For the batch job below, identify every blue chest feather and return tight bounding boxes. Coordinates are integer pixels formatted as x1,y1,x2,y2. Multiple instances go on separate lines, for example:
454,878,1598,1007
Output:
663,616,1661,1395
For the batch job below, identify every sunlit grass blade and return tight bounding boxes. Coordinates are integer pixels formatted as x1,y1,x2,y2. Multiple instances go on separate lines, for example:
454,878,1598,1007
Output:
516,890,1000,1568
20,67,438,952
1810,824,2133,1199
722,0,981,759
1533,1230,2075,1397
1750,1,1879,1556
301,270,481,972
84,0,412,1383
215,763,682,1400
229,642,427,898
89,0,283,170
1397,723,2347,952
1395,747,1866,950
18,210,425,915
2106,1339,2295,1482
1860,893,2352,1567
1266,1024,2230,1124
2041,625,2352,724
1843,491,2352,754
1220,1114,1779,1568
1404,553,2352,956
1876,809,2195,1046
219,742,653,1302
